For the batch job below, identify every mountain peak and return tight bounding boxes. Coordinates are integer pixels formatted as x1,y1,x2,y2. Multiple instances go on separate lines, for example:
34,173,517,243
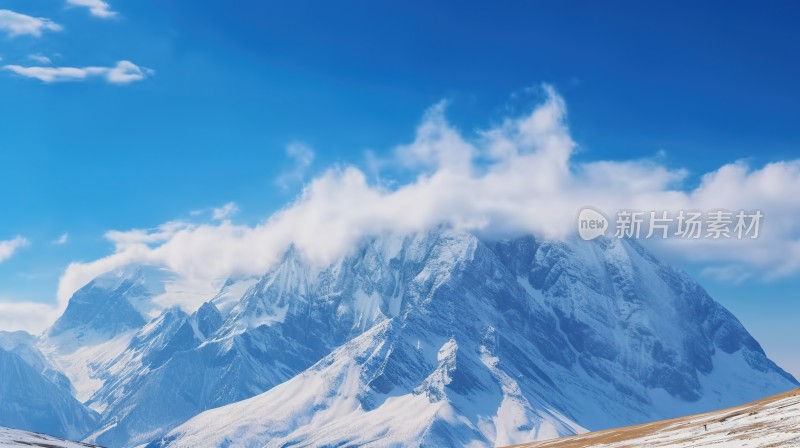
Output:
46,264,173,346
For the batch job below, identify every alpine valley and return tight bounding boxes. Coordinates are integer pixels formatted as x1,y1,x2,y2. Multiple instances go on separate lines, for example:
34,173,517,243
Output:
2,229,796,447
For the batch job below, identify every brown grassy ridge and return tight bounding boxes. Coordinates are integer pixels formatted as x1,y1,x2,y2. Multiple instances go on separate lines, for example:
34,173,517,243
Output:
506,388,800,448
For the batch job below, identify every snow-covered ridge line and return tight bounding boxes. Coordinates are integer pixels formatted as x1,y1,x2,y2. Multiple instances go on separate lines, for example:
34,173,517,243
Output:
509,388,800,448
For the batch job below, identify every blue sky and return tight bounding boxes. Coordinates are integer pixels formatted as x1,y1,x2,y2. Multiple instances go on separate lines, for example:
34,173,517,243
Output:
1,1,799,374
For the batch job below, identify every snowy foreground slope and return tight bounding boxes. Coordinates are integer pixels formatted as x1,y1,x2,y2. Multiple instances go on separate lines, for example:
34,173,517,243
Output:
0,228,788,447
141,230,796,448
511,388,800,448
0,425,102,448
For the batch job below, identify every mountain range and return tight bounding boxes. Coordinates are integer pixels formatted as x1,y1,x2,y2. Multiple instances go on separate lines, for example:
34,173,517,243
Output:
0,229,796,447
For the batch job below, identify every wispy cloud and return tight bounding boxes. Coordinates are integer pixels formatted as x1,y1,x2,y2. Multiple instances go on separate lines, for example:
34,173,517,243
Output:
0,9,62,37
4,60,153,84
53,233,69,245
0,236,29,263
28,54,52,65
190,203,240,221
65,0,116,19
212,202,239,221
275,142,316,188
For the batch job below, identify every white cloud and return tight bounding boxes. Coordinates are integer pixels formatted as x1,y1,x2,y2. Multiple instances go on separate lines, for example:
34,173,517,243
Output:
274,142,316,188
106,60,151,83
0,236,29,263
43,86,800,318
53,233,69,245
104,220,187,251
212,202,239,221
65,0,116,18
0,9,62,37
4,60,152,84
28,54,53,65
0,301,61,334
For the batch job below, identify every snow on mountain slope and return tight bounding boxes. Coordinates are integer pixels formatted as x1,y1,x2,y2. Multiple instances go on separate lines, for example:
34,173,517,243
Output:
46,265,171,346
38,265,176,410
150,321,585,448
0,330,74,393
0,346,97,441
0,426,103,448
79,232,499,447
510,388,800,448
152,230,797,448
210,276,260,318
40,330,137,406
0,331,98,440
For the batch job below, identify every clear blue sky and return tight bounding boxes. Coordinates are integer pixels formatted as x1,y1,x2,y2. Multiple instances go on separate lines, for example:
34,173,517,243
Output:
1,1,798,373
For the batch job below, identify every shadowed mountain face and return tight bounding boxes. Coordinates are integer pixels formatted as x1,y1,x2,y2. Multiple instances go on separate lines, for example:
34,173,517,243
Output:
0,340,97,441
47,265,170,345
31,229,797,447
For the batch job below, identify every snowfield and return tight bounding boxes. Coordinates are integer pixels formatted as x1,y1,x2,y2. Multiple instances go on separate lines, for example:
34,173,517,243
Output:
511,388,800,447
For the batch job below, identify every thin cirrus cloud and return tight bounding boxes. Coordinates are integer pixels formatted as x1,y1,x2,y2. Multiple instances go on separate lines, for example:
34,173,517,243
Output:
28,54,53,65
274,142,316,188
53,233,69,245
0,236,29,263
212,203,240,221
49,85,800,322
189,203,240,221
65,0,116,18
3,60,153,84
0,9,62,37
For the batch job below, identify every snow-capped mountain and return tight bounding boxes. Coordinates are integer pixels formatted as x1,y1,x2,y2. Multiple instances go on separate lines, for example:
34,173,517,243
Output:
149,231,797,447
0,332,97,441
47,265,171,346
36,264,176,413
16,229,797,447
0,331,73,392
